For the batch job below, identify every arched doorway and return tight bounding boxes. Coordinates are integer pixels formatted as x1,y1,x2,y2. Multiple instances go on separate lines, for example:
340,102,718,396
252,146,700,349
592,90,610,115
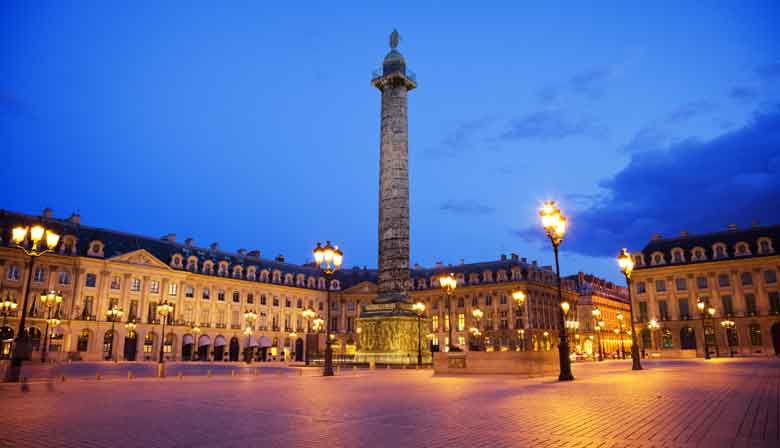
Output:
77,329,90,354
680,327,696,350
29,327,42,355
143,333,156,360
163,333,174,360
258,336,272,361
229,337,239,362
103,330,115,360
124,333,138,361
771,323,780,356
294,338,303,361
198,335,211,361
182,334,194,361
214,335,226,361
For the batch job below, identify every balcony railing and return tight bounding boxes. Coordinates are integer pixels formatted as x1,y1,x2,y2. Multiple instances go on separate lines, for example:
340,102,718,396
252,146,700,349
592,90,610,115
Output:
371,68,417,82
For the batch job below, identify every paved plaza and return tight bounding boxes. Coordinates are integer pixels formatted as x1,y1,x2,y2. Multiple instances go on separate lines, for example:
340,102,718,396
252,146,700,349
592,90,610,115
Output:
1,358,778,448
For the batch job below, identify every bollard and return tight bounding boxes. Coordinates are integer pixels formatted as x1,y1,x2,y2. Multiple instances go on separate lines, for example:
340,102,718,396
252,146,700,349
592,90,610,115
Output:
402,364,406,370
127,372,134,380
336,366,341,375
177,373,183,380
20,377,29,393
231,370,236,377
369,360,376,371
353,365,357,371
61,375,66,382
96,373,101,380
298,369,303,377
207,370,212,378
386,364,390,370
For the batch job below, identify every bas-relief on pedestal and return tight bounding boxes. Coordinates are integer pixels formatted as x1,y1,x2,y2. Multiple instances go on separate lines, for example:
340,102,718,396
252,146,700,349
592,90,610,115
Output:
356,30,429,364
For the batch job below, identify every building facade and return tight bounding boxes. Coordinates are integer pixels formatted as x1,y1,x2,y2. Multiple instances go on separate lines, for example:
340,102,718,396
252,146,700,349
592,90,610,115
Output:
0,208,617,364
630,224,780,357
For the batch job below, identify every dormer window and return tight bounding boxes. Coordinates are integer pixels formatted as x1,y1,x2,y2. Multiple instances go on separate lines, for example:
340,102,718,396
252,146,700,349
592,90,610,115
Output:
272,271,282,283
217,262,228,277
469,273,479,285
284,273,293,285
88,241,104,257
202,261,214,275
634,255,643,267
232,266,242,279
330,280,340,290
692,248,706,261
758,238,773,254
296,274,305,286
318,278,326,289
735,242,750,256
713,244,727,259
260,270,270,282
247,267,257,281
186,257,198,272
483,270,493,282
307,277,316,288
171,254,183,268
651,252,665,266
671,249,684,263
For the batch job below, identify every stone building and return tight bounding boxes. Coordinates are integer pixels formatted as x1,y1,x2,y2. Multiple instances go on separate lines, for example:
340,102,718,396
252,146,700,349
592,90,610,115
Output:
568,272,631,359
630,224,780,357
0,208,605,364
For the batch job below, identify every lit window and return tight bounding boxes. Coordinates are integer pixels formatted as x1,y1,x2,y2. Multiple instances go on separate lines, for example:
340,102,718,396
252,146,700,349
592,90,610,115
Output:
168,283,178,296
131,278,141,292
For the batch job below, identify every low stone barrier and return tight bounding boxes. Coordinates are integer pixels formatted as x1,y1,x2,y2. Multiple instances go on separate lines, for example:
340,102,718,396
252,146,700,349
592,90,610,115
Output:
433,351,560,376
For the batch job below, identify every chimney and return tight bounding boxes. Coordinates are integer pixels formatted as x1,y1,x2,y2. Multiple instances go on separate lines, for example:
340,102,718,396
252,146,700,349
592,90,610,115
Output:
532,260,538,266
500,254,507,261
161,233,176,242
68,212,81,225
435,261,443,268
185,238,194,248
413,262,421,270
521,257,527,263
680,230,689,237
247,250,261,258
210,242,219,252
652,233,663,240
727,224,737,231
275,254,285,263
751,220,760,228
510,253,519,261
42,208,53,219
459,259,465,266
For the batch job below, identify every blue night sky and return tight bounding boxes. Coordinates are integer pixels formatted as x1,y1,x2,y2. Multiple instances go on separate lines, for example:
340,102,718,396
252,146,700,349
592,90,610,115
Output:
2,1,779,282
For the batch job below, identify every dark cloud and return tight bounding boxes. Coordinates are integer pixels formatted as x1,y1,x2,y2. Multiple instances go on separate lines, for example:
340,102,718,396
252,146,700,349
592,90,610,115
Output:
729,86,760,102
440,199,495,216
501,110,607,141
622,126,670,153
756,62,780,82
569,66,617,100
664,100,716,124
425,116,497,157
516,105,780,257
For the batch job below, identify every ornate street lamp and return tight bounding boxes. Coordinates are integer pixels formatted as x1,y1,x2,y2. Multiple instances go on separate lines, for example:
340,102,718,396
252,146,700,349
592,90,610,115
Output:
721,319,736,357
539,201,574,381
106,305,124,363
412,302,426,366
125,321,137,338
647,319,660,351
37,290,62,364
1,296,18,329
696,297,711,359
312,241,343,377
438,273,458,352
512,290,526,350
471,308,484,351
517,329,525,352
5,224,60,382
312,317,324,333
156,301,174,377
244,309,257,363
617,248,642,370
302,307,317,366
592,306,603,362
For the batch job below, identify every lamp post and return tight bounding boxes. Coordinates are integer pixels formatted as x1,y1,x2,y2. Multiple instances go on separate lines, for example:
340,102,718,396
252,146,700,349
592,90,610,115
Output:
312,241,343,377
190,324,200,361
5,224,60,382
721,319,736,357
592,306,603,362
302,307,316,366
471,308,483,351
647,319,660,351
156,301,173,377
617,248,642,371
539,201,574,381
512,290,526,350
707,306,716,357
1,295,18,329
438,273,458,352
696,297,710,359
597,320,606,359
106,305,124,363
616,312,626,359
243,309,257,363
412,302,426,366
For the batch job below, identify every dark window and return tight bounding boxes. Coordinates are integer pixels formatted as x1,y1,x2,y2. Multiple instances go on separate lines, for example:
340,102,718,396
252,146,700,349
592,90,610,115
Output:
247,293,254,304
286,298,292,308
273,296,279,307
718,274,730,287
202,288,210,300
638,302,648,321
745,294,757,315
457,297,464,308
662,328,673,348
185,286,194,298
764,270,777,284
770,292,780,314
721,295,734,315
217,290,225,301
680,327,696,349
485,296,493,306
471,297,478,307
260,295,267,305
696,276,707,289
675,278,687,291
655,280,666,292
740,272,753,286
749,324,762,346
678,298,690,319
296,299,302,309
77,330,89,352
499,295,507,305
318,302,323,311
637,282,646,294
232,291,240,303
85,273,97,287
658,300,669,320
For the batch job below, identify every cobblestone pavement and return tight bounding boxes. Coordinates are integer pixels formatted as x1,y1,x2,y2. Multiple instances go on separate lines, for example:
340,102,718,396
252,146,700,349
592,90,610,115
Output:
0,358,777,448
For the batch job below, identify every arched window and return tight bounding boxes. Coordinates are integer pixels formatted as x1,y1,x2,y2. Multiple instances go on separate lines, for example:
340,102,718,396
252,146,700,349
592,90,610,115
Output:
713,244,727,259
260,270,270,282
186,257,198,272
662,328,673,348
247,267,257,281
318,278,326,289
651,252,665,265
671,248,684,263
634,254,644,266
692,247,706,261
77,329,90,352
272,271,282,283
749,324,762,346
202,261,214,275
758,238,773,254
88,241,104,257
232,266,242,279
307,277,316,288
284,273,293,285
735,242,750,256
680,327,696,349
103,330,115,359
171,254,183,268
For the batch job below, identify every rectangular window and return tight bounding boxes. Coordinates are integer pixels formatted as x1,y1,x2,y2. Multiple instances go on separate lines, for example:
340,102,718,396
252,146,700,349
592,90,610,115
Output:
232,291,240,303
6,265,20,281
147,302,158,323
330,317,338,332
432,315,439,331
444,314,450,331
286,298,292,308
247,293,254,304
200,309,210,325
231,310,239,326
658,300,669,320
131,278,141,292
150,281,160,294
655,280,666,292
745,294,757,315
168,283,178,296
457,313,465,331
217,290,225,301
770,292,780,315
499,311,508,329
85,273,97,288
485,296,493,306
457,336,465,347
217,310,226,325
740,272,753,286
185,286,194,298
110,276,121,290
718,274,730,287
637,282,646,294
59,271,70,285
346,316,354,332
499,295,507,305
696,276,708,289
721,295,734,315
764,270,777,284
750,324,762,346
347,301,355,313
202,288,210,300
129,300,139,321
675,278,687,291
33,267,45,283
82,296,94,318
678,298,690,319
273,296,279,307
260,295,267,305
638,302,648,321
